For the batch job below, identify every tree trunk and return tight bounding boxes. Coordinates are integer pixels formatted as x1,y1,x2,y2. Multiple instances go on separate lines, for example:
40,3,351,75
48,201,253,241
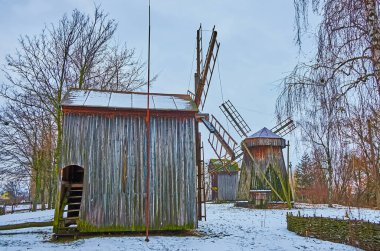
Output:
327,158,333,208
365,0,380,97
52,108,63,232
32,166,40,212
40,158,46,211
367,119,380,208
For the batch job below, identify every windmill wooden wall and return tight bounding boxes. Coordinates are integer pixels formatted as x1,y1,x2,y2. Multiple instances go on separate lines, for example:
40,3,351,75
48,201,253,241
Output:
237,127,287,201
55,89,198,232
208,159,239,201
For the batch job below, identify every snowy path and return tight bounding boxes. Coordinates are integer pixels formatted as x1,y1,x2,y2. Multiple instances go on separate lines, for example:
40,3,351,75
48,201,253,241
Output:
0,203,378,250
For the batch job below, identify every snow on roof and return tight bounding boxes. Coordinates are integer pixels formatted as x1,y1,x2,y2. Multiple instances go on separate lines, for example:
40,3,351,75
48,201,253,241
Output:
247,127,282,139
61,89,198,112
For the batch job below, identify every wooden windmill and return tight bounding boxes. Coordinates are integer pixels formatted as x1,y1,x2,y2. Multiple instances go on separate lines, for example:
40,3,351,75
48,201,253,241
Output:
191,25,295,214
188,25,247,218
218,100,295,207
190,25,243,166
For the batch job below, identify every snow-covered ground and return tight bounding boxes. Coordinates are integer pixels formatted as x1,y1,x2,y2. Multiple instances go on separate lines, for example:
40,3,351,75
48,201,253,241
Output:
0,203,379,251
0,209,54,225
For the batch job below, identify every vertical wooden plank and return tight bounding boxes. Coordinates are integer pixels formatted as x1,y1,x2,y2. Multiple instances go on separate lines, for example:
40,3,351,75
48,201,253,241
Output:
61,112,197,231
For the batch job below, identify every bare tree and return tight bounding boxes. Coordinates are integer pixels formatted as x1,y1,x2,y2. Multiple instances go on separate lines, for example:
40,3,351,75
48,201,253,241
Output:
277,0,380,208
0,7,147,209
0,93,56,209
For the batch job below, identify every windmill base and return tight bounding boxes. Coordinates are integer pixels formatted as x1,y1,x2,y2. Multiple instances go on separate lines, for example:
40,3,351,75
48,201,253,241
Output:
235,201,292,209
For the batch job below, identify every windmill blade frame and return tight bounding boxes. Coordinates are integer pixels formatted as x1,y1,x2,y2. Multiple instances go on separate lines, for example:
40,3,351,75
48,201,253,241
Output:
194,26,220,110
219,100,251,138
271,118,296,137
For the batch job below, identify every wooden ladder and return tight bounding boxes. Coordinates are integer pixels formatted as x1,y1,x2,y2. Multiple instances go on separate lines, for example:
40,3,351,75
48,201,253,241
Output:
57,183,83,233
198,142,207,220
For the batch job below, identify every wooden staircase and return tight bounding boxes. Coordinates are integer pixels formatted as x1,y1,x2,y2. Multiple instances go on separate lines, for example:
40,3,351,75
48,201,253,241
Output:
57,183,83,233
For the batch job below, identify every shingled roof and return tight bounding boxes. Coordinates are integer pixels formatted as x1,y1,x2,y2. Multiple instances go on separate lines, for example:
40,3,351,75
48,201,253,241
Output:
247,127,282,139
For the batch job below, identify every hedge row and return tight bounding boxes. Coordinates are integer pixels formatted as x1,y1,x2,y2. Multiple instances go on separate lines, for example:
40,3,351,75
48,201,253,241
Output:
286,212,380,251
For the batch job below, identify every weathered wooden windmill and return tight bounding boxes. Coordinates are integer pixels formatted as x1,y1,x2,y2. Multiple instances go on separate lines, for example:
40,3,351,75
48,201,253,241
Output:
219,100,295,206
208,99,295,207
188,25,249,217
188,25,292,209
188,25,296,210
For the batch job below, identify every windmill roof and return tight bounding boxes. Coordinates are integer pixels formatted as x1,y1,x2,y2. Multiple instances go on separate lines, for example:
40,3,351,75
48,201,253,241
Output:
61,89,198,112
247,127,282,139
208,159,239,173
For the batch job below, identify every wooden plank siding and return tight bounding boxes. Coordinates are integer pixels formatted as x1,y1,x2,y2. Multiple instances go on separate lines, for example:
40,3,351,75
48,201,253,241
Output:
61,113,197,232
214,173,238,201
237,143,287,201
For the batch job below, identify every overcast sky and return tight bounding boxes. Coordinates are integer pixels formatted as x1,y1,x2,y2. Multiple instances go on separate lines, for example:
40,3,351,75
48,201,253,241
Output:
0,0,316,163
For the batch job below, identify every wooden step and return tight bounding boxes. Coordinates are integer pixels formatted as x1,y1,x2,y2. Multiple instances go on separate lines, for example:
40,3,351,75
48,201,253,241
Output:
68,196,82,199
64,209,80,213
61,217,79,221
71,183,83,188
67,202,81,206
57,226,78,231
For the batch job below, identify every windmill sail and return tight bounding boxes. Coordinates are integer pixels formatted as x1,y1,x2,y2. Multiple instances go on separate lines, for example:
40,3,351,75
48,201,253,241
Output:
201,115,243,163
271,118,296,137
220,100,251,137
194,26,220,110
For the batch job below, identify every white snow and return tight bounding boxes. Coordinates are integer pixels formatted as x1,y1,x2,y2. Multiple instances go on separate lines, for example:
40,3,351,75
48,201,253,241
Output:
0,209,53,225
0,203,378,251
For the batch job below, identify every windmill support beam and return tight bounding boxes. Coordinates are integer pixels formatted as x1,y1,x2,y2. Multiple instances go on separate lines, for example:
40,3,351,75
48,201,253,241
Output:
195,113,210,121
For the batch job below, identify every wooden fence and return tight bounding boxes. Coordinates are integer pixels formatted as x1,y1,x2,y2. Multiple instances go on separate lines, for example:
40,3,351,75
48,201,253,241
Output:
287,212,380,251
0,202,49,215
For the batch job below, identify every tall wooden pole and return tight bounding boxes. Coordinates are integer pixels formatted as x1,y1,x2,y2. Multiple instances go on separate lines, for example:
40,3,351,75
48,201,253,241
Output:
287,140,294,201
145,0,151,242
195,26,201,92
195,26,202,221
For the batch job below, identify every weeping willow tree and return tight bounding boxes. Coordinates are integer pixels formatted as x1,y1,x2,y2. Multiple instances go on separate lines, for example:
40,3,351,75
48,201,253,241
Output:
277,0,380,208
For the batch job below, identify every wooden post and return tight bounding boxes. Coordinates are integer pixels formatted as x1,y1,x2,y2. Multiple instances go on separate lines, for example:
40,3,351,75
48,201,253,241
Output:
196,129,202,220
196,26,201,92
287,140,294,200
145,0,151,242
195,25,203,221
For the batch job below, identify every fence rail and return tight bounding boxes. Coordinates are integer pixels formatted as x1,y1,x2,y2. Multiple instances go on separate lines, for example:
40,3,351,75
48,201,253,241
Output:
0,202,50,215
